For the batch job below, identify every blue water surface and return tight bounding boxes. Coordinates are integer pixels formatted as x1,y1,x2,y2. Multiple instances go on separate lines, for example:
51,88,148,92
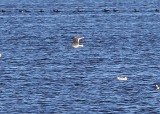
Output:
0,0,160,113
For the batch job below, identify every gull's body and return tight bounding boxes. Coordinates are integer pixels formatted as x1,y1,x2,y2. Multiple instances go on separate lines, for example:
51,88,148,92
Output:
72,37,84,48
117,76,128,81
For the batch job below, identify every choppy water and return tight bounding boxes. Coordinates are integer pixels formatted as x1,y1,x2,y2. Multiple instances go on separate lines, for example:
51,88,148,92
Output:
0,0,160,113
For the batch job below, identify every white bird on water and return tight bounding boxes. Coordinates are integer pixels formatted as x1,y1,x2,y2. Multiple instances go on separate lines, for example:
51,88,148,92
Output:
153,83,160,90
155,85,160,89
117,76,128,81
72,37,84,48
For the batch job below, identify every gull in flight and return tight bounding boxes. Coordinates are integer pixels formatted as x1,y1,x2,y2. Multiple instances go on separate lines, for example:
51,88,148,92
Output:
72,37,84,48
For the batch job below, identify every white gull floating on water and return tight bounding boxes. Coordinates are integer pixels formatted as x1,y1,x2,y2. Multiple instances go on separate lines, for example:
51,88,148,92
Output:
72,37,84,48
155,85,160,89
117,76,128,81
153,83,160,90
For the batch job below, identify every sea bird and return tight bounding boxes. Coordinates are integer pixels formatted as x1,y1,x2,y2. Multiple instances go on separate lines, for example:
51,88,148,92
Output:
155,9,159,12
72,37,84,48
113,9,119,12
1,10,6,12
103,9,110,13
156,85,160,89
133,9,139,12
117,76,128,81
52,9,61,13
39,9,44,12
153,83,160,89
